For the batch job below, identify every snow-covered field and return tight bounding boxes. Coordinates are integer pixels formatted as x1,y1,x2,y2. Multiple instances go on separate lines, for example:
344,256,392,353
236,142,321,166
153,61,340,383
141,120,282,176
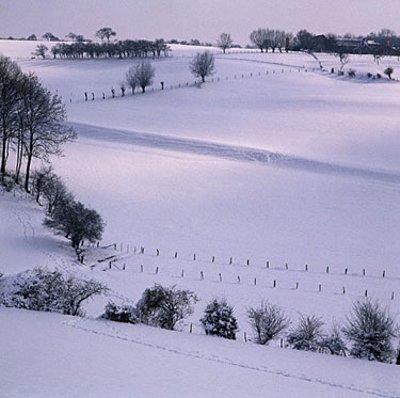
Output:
1,40,399,397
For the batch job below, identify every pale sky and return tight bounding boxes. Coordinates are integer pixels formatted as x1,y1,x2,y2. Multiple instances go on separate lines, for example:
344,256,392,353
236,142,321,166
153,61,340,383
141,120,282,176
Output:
1,0,399,45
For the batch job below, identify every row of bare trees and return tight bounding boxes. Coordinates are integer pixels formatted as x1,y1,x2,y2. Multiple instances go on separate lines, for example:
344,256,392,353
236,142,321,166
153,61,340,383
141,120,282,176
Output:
0,55,76,191
249,29,291,53
35,39,171,60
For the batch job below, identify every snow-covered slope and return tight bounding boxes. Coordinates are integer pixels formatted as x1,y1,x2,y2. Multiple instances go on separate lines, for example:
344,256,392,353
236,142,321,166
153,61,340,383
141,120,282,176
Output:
0,40,399,397
1,308,399,398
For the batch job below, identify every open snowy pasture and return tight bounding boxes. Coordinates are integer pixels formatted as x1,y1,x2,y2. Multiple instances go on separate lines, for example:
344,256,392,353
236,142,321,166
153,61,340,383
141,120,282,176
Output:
2,308,399,398
1,40,400,397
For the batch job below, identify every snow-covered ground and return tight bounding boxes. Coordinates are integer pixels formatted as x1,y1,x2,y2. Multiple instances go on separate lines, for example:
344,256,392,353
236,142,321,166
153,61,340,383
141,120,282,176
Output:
1,40,399,397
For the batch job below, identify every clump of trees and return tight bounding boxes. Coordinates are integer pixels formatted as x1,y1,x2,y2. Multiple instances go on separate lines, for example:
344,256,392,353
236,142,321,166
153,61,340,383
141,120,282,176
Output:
200,298,238,340
0,268,107,316
0,55,76,191
249,28,290,53
49,38,170,60
190,51,215,83
102,284,198,330
125,62,155,93
0,55,105,260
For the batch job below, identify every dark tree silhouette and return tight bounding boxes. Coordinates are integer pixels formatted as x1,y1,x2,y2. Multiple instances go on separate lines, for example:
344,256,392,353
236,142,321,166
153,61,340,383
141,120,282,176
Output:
0,56,22,179
217,33,233,54
95,27,116,43
19,73,76,192
44,200,105,257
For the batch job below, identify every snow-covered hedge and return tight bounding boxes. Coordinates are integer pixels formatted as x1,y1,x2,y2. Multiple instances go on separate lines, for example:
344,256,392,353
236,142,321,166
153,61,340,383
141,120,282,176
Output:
0,268,107,316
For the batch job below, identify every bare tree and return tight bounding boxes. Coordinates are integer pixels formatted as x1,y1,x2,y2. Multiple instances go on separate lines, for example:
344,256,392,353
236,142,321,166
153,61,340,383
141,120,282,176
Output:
0,56,22,179
33,44,48,59
249,28,268,52
131,62,155,93
95,27,116,43
125,66,138,94
335,51,350,71
217,33,233,54
19,73,76,192
190,51,215,83
248,301,290,345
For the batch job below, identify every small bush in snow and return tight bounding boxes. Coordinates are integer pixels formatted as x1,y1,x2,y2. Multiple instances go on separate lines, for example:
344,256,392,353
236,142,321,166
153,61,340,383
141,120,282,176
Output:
319,324,347,356
343,300,397,363
366,72,373,79
376,73,382,79
384,67,394,79
1,175,16,192
102,301,139,324
287,314,324,351
136,284,198,330
347,69,356,78
1,268,107,316
200,298,238,340
248,301,290,345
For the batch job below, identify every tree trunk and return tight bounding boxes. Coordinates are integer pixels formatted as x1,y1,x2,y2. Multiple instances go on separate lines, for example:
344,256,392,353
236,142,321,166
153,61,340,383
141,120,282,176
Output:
0,131,8,177
24,153,32,192
201,76,205,83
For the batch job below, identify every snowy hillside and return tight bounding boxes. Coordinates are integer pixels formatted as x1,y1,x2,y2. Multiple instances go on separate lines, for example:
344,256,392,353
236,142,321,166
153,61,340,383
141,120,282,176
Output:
0,40,399,397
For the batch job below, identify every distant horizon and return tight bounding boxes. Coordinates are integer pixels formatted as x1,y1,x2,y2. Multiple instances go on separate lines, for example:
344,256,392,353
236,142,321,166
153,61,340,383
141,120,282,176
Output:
1,0,399,46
